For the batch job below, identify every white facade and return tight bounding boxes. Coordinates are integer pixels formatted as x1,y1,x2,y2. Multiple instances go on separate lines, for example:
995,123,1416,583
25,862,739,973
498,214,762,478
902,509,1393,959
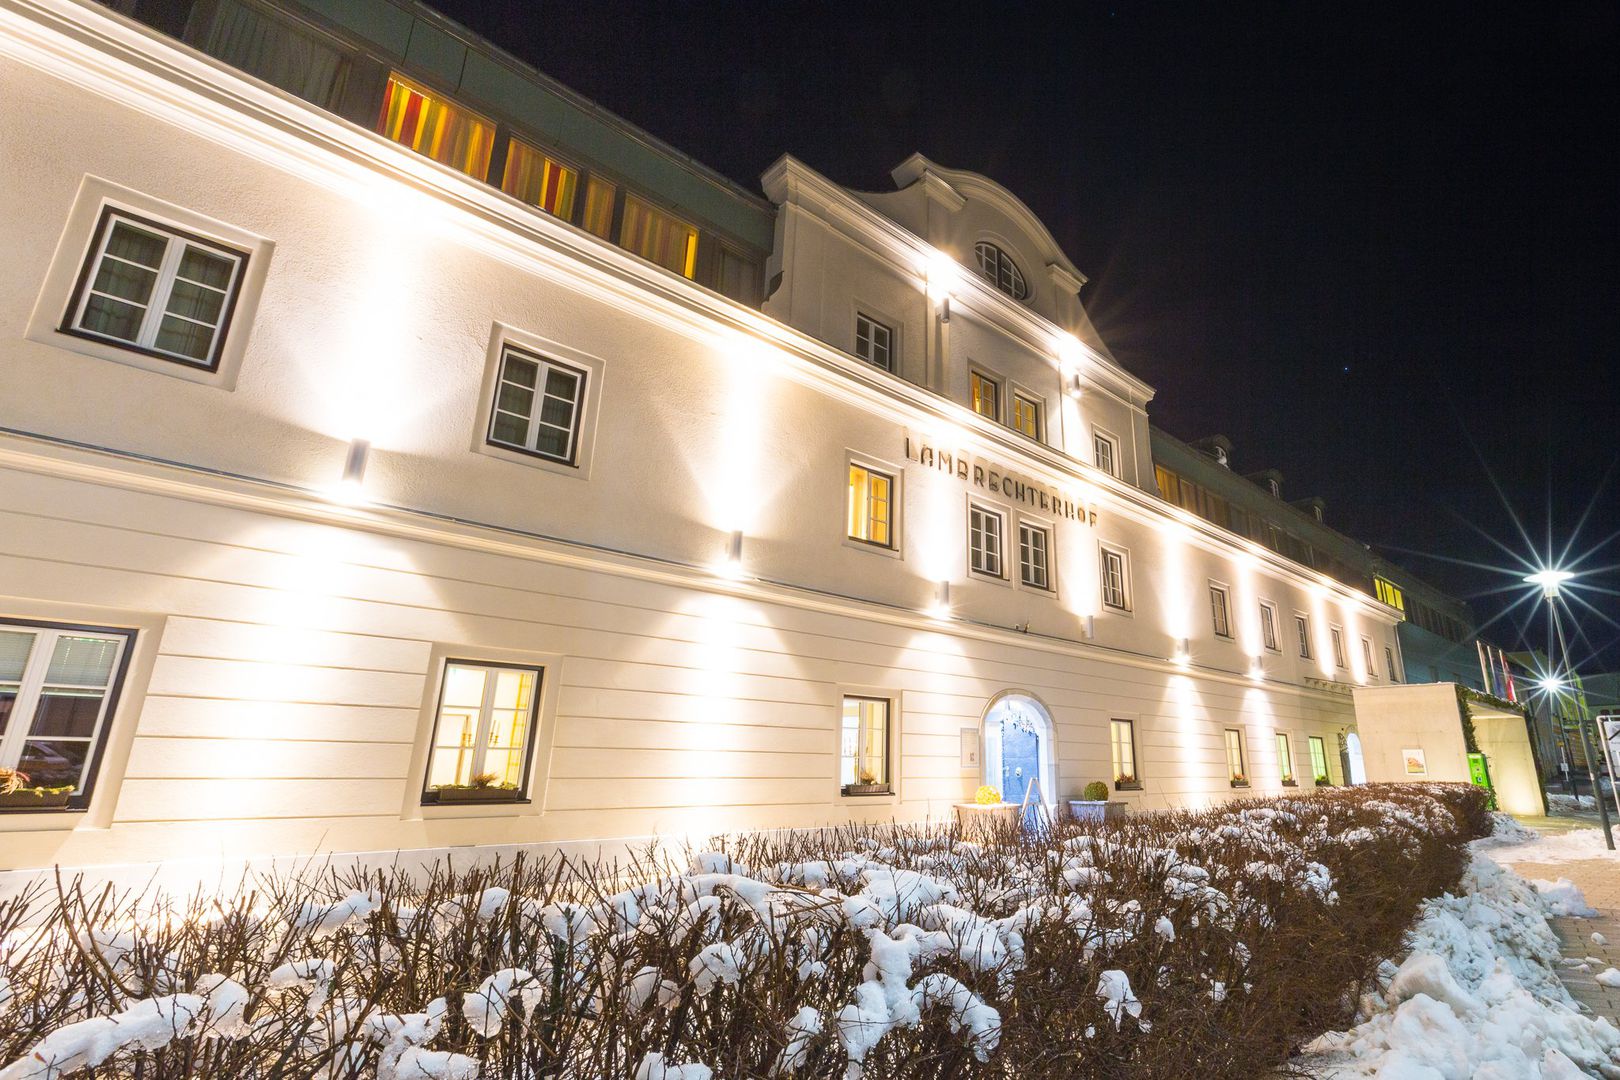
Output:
0,0,1403,874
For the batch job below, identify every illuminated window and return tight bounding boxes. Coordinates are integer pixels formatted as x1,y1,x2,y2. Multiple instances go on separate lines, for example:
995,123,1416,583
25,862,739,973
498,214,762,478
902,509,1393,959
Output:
501,139,578,219
0,621,133,808
855,313,893,371
840,696,891,794
423,661,541,802
970,370,1000,421
1012,393,1042,440
1259,602,1280,652
1330,627,1347,669
1100,545,1130,611
581,176,616,239
377,72,494,179
1094,430,1119,477
487,345,586,465
1209,584,1233,639
969,503,1005,578
619,194,698,278
1018,522,1051,590
847,464,894,548
1224,728,1247,784
1276,732,1295,784
1386,646,1400,682
1309,735,1331,784
1110,719,1138,785
1295,614,1312,658
973,241,1028,300
1374,577,1405,611
65,209,247,371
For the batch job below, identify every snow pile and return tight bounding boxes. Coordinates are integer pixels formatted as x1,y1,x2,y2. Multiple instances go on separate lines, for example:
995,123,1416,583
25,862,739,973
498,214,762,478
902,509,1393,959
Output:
1530,878,1601,918
1483,826,1620,866
1296,852,1620,1078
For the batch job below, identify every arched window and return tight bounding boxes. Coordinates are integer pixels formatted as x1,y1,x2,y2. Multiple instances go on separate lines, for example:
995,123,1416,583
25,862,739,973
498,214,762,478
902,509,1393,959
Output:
974,242,1029,300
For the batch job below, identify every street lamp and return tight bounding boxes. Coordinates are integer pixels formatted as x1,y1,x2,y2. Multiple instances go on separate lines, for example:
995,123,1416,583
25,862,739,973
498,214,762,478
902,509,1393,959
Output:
1524,569,1614,849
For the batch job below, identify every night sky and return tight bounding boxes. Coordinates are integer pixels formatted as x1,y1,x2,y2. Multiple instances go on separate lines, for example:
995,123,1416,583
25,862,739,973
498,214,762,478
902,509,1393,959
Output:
432,0,1619,672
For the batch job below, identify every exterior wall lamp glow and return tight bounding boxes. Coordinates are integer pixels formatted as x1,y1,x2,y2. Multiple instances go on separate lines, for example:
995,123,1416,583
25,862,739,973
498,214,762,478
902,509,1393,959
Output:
717,530,745,578
334,438,370,504
1172,638,1190,665
927,580,951,620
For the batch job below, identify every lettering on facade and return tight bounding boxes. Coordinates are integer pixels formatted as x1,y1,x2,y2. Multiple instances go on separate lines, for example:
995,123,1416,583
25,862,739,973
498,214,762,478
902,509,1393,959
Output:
904,435,1098,524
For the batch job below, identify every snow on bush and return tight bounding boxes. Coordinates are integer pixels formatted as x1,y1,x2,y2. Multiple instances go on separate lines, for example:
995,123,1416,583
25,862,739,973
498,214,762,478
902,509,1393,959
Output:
0,784,1491,1078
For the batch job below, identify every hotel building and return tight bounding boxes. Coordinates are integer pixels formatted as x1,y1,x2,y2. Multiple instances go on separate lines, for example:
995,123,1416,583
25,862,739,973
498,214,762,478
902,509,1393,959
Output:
0,0,1404,873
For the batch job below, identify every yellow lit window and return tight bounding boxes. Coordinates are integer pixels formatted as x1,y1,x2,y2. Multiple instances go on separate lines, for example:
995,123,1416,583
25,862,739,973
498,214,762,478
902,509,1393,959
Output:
424,661,540,800
501,139,578,219
1225,728,1246,783
377,72,494,180
840,696,890,792
1110,719,1137,784
619,193,698,278
1374,577,1405,611
847,464,893,547
581,175,616,240
1276,732,1294,783
1309,735,1331,784
1012,393,1041,439
971,371,999,420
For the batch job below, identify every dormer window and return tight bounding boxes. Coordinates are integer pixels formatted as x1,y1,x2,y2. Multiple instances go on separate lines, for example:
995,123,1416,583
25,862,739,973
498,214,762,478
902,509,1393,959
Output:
973,242,1028,300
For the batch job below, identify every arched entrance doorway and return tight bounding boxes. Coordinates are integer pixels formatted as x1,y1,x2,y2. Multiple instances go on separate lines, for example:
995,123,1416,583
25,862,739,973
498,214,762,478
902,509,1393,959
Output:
982,691,1057,822
1343,731,1367,785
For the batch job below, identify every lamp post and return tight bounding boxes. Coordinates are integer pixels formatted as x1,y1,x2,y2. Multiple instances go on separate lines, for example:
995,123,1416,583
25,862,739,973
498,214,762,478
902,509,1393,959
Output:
1525,570,1615,850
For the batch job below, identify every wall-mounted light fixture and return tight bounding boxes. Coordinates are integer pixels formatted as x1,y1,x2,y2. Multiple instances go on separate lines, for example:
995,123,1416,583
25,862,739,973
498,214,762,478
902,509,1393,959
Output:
927,580,952,620
940,296,952,323
1171,638,1190,665
334,438,370,504
1081,614,1096,640
716,530,746,579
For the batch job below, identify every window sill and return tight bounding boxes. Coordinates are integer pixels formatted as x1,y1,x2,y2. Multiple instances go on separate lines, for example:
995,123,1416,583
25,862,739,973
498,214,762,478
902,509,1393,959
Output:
1313,780,1334,787
1229,780,1250,789
422,793,533,807
0,803,84,814
1281,780,1298,788
1114,781,1143,792
841,785,894,798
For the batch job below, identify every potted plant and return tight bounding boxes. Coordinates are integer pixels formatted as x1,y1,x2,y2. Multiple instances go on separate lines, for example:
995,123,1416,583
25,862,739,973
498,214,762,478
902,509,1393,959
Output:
1068,780,1126,823
842,766,889,797
0,768,74,810
434,772,520,803
1114,771,1142,792
1230,772,1250,789
1314,773,1332,787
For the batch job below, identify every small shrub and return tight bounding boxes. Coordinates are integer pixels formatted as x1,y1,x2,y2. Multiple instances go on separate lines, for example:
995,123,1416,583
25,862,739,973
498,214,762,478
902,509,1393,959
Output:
1082,780,1110,801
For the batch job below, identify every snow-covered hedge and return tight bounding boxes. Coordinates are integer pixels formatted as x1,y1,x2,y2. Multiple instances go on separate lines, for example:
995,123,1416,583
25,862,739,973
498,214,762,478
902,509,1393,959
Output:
0,783,1489,1078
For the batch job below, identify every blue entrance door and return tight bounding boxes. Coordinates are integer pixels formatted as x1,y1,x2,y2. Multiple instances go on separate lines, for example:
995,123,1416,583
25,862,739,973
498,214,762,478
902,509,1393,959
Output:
1000,719,1042,826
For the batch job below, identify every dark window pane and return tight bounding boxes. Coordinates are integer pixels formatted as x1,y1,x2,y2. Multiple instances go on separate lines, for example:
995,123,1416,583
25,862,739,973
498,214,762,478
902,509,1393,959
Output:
91,258,159,304
496,382,534,417
177,246,235,289
105,222,166,267
30,692,105,738
18,739,90,789
164,278,226,323
490,412,526,446
538,395,574,428
501,355,538,389
533,426,569,459
153,317,216,360
80,295,145,341
0,688,16,739
45,635,120,686
543,368,579,402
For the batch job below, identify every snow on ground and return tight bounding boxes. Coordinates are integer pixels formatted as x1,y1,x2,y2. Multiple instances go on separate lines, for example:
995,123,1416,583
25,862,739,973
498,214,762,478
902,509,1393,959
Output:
1481,825,1620,867
1295,817,1620,1079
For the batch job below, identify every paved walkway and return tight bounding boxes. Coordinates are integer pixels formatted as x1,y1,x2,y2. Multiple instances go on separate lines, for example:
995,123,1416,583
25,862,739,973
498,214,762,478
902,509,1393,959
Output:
1499,813,1620,1022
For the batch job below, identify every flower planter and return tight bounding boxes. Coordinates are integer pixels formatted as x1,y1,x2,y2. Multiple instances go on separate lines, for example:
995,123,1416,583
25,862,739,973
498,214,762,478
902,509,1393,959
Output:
1230,780,1251,789
0,789,72,810
434,786,519,804
953,802,1020,839
1068,799,1127,824
842,783,892,797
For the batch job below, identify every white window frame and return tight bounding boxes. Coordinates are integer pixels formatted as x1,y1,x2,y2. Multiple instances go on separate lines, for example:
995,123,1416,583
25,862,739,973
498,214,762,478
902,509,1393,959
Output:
1294,613,1312,659
0,619,135,809
1208,582,1234,639
1092,427,1120,478
854,311,894,372
1330,625,1348,669
1099,543,1132,613
1110,718,1140,788
973,240,1029,300
967,501,1007,581
839,693,895,797
1361,636,1377,679
28,176,274,389
842,450,904,559
969,368,1002,423
420,658,544,805
486,343,588,466
1010,387,1044,442
1259,601,1281,652
1275,731,1296,785
473,325,605,479
1224,727,1247,785
1017,519,1054,592
1308,734,1332,785
1386,645,1400,682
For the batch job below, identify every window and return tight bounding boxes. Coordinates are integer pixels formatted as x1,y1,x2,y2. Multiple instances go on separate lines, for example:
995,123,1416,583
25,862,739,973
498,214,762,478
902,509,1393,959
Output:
847,464,894,548
195,0,351,108
378,72,494,179
487,345,586,464
1295,614,1312,659
1110,719,1138,786
1018,522,1051,590
968,504,1005,578
0,621,134,808
1276,732,1295,784
1308,735,1331,784
716,246,761,305
1331,627,1347,669
855,313,893,371
970,371,1000,421
973,241,1028,300
619,194,698,278
501,139,579,220
581,176,616,240
1259,602,1280,652
64,209,248,370
1361,637,1376,677
840,696,891,794
1386,646,1400,682
1100,545,1130,612
1209,584,1233,639
423,661,541,801
1012,393,1042,440
1224,728,1247,784
1093,430,1119,477
1374,577,1406,611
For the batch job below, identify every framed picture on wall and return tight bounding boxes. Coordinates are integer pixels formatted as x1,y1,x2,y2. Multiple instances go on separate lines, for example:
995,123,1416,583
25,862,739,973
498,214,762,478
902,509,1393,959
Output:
1402,748,1428,776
